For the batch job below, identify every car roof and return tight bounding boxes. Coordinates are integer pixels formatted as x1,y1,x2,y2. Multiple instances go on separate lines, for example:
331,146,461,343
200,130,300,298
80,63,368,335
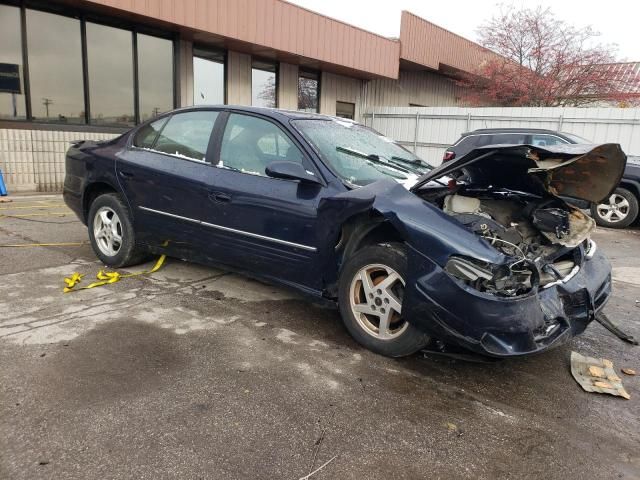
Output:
462,128,565,136
167,104,342,122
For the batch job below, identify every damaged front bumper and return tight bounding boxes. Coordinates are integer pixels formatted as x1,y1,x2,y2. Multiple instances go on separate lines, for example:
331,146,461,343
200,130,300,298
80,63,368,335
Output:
403,243,612,357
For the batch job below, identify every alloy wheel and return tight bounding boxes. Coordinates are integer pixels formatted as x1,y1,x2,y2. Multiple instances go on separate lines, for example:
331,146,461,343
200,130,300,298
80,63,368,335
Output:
349,263,408,340
596,193,630,223
93,206,123,257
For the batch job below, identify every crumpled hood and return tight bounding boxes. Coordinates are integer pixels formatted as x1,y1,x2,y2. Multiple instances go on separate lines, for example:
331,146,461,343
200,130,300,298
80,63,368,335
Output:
411,143,627,203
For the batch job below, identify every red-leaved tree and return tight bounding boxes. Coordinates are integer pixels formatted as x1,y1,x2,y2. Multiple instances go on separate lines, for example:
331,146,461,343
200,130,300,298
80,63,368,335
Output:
459,6,639,107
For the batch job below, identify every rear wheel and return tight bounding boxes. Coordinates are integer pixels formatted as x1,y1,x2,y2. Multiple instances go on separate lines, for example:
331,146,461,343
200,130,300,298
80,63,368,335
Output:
591,187,639,228
338,243,430,357
87,193,148,267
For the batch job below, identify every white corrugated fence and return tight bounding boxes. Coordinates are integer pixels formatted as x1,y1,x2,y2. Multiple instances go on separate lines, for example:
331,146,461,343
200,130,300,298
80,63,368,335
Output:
362,107,640,166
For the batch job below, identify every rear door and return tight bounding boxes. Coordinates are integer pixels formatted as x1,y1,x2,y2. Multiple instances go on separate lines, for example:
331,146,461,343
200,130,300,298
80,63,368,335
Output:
200,112,329,287
116,110,220,250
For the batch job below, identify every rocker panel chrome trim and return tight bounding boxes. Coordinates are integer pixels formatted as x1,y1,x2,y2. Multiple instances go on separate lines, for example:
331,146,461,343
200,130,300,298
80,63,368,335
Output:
138,206,317,252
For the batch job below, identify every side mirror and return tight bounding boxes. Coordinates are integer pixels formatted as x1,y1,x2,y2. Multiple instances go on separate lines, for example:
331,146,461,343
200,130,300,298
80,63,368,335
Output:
265,161,321,184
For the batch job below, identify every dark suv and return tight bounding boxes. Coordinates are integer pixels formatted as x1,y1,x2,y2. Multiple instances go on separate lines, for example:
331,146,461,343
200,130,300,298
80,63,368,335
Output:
444,128,639,228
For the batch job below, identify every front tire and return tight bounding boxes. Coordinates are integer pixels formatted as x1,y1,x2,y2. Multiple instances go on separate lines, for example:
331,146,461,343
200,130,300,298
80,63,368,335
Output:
338,243,430,357
87,193,148,268
591,187,639,228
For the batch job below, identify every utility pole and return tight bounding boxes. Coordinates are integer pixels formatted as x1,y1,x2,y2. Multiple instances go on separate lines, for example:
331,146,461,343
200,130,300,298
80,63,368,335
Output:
42,98,53,118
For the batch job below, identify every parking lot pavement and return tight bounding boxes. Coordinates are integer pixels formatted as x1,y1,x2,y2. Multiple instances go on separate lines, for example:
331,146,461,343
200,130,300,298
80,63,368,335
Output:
1,195,639,480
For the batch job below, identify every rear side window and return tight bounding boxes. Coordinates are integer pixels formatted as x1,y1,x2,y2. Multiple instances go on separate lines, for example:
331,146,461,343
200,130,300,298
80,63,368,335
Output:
531,134,568,147
154,111,219,162
133,117,168,148
489,133,527,145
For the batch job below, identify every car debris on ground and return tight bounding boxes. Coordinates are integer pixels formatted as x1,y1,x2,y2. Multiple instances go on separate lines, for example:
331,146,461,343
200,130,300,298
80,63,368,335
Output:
570,351,630,399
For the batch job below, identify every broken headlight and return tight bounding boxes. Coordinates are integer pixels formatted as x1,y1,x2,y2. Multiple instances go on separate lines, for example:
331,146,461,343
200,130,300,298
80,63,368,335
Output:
445,256,536,297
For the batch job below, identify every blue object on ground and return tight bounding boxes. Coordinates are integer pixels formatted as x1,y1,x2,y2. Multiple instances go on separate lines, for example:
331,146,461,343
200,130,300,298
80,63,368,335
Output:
0,170,7,196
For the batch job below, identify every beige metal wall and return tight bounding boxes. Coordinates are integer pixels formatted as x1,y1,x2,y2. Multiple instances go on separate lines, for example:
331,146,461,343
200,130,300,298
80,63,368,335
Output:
278,63,299,110
226,51,252,105
365,70,461,109
0,129,118,192
399,11,498,72
319,72,363,118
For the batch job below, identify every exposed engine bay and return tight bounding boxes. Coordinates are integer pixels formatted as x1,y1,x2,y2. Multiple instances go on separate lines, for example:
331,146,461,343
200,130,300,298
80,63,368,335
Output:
420,187,596,297
406,143,626,299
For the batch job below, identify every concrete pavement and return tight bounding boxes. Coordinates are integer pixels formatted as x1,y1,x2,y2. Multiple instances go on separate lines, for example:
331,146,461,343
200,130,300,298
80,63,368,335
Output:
1,195,639,479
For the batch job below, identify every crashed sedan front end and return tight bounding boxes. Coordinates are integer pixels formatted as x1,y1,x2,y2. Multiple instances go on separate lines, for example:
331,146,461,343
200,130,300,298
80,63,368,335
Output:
317,142,625,357
402,143,625,356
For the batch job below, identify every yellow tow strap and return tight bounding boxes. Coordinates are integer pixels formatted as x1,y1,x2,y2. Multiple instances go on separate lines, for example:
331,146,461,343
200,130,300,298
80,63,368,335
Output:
0,212,69,218
0,242,88,248
63,254,167,293
0,203,66,210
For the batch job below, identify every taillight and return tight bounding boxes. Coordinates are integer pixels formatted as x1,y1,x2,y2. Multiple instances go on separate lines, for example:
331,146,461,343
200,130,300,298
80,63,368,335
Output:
443,150,456,162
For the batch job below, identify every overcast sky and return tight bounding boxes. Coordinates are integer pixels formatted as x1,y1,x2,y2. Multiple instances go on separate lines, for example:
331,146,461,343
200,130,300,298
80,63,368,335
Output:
289,0,638,61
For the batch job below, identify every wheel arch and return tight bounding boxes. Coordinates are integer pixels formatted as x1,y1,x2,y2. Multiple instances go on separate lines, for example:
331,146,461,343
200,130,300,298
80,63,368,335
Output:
82,181,120,223
338,212,406,262
323,210,407,299
618,179,640,200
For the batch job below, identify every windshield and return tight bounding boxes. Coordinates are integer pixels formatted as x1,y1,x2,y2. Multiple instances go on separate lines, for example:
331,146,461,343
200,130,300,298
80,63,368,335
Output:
292,118,433,187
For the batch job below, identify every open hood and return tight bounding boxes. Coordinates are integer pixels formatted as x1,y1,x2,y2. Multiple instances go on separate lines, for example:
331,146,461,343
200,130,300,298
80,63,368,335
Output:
411,143,627,203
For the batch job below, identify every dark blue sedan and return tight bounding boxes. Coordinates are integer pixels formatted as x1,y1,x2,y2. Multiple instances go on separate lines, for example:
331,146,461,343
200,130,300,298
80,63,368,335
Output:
64,106,624,358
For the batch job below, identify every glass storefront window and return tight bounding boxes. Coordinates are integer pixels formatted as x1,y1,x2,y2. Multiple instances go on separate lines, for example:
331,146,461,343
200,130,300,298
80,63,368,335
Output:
251,59,277,108
3,6,175,126
0,5,26,120
138,34,174,121
26,9,85,123
86,22,135,126
298,70,319,113
193,48,225,105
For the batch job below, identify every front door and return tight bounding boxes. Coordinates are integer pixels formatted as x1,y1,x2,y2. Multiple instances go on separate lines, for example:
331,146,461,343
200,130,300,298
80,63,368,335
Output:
201,112,331,289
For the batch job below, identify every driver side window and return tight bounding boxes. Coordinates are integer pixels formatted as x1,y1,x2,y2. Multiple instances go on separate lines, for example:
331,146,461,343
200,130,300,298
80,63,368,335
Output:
219,113,304,176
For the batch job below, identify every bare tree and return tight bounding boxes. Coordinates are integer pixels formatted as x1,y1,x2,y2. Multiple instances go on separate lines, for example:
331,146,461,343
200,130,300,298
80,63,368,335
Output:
459,6,639,107
257,75,319,110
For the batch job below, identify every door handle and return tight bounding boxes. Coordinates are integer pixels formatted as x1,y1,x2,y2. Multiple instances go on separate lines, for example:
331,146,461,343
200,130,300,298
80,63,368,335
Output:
118,170,134,179
209,192,231,203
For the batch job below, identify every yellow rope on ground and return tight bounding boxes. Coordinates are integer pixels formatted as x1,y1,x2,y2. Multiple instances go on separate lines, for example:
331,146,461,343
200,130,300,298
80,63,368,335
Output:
0,212,69,218
0,204,66,210
0,242,88,247
63,255,167,293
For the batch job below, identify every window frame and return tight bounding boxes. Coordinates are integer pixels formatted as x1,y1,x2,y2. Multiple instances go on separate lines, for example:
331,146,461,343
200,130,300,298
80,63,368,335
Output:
210,110,325,185
251,58,279,108
1,1,177,127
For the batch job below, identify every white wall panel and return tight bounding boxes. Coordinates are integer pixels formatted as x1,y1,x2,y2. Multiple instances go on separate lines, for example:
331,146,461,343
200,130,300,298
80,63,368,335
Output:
0,129,118,192
364,107,640,166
